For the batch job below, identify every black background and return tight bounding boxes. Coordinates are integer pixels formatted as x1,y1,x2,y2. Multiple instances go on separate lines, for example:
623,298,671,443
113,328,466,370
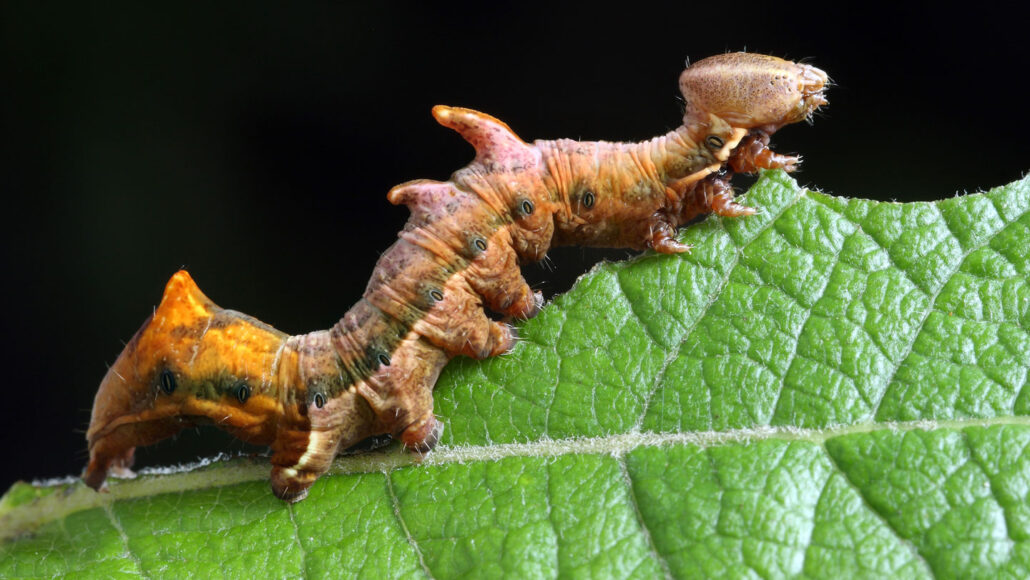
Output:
2,1,1027,492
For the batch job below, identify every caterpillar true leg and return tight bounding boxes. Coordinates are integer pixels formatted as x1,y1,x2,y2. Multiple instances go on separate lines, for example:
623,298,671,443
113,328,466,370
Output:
729,132,801,173
645,214,696,254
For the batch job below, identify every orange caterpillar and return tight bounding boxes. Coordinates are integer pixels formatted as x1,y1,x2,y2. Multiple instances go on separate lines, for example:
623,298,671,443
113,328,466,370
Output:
84,53,828,501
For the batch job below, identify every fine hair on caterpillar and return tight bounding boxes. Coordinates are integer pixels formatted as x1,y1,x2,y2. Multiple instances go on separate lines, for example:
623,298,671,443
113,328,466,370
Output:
83,52,829,502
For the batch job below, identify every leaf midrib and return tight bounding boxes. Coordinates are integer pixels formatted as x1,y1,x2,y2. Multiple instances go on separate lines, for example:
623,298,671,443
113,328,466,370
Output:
6,414,1030,543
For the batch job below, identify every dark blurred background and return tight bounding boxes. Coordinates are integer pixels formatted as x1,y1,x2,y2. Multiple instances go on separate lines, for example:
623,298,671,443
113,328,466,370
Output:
1,2,1027,491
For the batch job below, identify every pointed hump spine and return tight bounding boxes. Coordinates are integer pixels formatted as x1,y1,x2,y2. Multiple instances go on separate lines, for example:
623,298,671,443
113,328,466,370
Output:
432,105,528,166
160,270,219,320
387,179,467,225
387,179,450,207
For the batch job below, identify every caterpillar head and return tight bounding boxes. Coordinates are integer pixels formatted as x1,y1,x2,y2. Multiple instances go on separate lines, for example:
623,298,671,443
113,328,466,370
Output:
679,52,828,133
83,271,288,491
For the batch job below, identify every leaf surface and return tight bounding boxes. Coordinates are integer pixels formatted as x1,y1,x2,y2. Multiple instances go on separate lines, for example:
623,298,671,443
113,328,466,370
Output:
3,171,1029,579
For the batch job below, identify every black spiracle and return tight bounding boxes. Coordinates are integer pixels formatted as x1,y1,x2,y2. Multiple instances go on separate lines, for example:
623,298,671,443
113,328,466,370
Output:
520,199,535,216
705,135,724,149
233,381,250,404
159,370,177,395
582,190,595,210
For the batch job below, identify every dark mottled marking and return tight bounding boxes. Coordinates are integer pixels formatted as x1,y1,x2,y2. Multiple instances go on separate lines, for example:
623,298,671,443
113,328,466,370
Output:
212,311,287,336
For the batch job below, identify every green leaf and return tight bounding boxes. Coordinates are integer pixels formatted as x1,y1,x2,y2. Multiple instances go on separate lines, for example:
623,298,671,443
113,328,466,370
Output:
3,171,1029,579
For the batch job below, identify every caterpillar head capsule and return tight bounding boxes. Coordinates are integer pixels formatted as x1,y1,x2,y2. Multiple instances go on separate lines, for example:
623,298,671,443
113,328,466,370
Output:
679,52,828,133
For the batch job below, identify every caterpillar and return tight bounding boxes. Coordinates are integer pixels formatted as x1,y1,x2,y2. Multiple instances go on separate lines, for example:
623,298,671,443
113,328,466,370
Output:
83,53,828,502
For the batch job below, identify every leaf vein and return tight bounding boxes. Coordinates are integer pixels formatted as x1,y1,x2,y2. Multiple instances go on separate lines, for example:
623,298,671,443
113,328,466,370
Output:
383,472,434,580
633,183,807,430
770,226,854,422
820,440,933,574
616,455,674,580
285,503,309,579
871,203,1030,420
958,429,1017,547
101,502,147,579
